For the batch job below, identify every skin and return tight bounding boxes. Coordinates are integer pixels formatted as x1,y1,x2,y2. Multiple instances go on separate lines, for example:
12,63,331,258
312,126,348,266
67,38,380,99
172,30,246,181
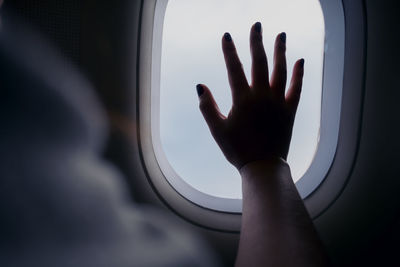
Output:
197,23,330,266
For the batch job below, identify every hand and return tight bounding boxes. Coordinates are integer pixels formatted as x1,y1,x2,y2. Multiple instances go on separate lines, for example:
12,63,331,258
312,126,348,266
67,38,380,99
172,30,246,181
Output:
197,22,304,170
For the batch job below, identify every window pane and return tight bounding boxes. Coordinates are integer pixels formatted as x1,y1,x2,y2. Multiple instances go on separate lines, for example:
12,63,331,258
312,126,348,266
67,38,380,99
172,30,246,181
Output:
159,0,324,199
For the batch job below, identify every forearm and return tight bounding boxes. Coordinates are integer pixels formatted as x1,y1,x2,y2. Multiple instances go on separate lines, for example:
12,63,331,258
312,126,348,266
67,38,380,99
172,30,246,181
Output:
235,158,329,267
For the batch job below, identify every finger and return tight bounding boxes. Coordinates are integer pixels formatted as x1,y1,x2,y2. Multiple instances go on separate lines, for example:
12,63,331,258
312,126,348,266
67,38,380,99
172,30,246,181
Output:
250,22,269,90
197,84,225,133
222,32,249,105
270,32,287,98
285,59,304,115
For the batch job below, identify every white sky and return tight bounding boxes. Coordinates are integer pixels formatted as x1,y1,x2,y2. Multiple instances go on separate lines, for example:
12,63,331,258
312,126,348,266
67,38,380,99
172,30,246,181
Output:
159,0,325,199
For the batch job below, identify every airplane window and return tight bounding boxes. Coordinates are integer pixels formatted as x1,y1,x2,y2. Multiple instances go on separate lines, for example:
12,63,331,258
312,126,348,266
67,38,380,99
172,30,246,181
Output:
156,0,325,199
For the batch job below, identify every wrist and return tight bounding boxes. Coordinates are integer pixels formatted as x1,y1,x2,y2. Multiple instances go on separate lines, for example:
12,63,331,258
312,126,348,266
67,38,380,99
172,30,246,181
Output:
239,157,289,177
239,157,295,202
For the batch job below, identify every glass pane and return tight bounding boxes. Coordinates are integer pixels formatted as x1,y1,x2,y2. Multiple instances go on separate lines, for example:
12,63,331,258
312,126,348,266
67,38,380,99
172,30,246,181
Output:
159,0,324,199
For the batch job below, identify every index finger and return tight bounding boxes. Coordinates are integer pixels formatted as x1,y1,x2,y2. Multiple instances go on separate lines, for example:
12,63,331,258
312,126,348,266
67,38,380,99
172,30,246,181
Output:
222,32,249,105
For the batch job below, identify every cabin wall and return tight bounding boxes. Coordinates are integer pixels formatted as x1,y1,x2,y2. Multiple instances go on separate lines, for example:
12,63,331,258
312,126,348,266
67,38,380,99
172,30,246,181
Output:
315,0,400,265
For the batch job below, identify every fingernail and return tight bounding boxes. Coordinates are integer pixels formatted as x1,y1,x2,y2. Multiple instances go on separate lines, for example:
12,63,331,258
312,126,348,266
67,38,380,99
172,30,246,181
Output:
280,32,286,44
224,32,232,42
300,58,305,67
255,22,262,33
196,84,204,97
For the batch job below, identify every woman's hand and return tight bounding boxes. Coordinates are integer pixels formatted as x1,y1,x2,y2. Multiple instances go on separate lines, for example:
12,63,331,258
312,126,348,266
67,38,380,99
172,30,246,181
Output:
197,23,330,267
197,22,304,170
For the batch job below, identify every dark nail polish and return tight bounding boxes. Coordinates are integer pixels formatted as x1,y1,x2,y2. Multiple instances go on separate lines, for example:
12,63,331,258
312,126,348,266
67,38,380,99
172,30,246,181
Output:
255,22,262,33
224,32,232,42
300,58,305,67
280,32,286,44
196,84,204,96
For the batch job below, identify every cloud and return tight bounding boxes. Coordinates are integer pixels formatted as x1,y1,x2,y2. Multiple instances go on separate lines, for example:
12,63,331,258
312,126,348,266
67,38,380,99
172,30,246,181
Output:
159,0,324,198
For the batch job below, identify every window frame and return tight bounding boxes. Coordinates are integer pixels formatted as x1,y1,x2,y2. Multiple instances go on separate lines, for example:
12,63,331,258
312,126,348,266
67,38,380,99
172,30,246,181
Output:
137,0,366,230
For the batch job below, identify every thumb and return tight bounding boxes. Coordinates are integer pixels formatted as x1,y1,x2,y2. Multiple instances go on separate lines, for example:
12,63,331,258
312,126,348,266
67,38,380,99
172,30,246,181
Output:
197,84,225,133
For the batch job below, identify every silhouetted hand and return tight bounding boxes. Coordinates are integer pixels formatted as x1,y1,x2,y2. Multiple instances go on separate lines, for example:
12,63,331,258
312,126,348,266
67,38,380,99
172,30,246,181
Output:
197,22,304,170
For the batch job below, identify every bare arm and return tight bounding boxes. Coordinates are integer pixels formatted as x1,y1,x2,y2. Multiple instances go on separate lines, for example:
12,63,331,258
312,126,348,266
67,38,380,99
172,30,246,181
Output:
238,158,329,266
197,22,330,266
